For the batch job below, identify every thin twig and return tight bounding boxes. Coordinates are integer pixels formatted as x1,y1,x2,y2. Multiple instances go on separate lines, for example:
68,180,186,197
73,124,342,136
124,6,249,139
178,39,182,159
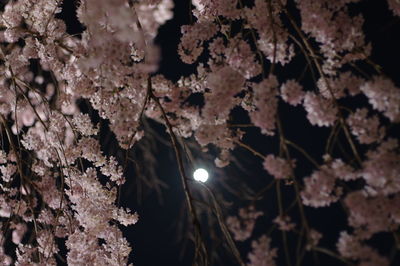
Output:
200,183,245,266
148,76,209,265
233,139,265,159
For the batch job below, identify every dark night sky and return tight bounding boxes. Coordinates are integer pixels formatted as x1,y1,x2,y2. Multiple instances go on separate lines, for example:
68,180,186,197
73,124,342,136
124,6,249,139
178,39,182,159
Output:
56,0,400,265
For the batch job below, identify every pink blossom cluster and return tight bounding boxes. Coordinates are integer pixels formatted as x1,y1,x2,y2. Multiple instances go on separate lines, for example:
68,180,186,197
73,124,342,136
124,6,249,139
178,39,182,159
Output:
263,154,295,179
337,232,390,266
0,0,174,262
178,22,218,64
347,108,385,144
226,206,263,241
245,0,294,65
249,76,279,135
301,157,358,208
191,0,241,21
306,229,322,250
387,0,400,16
225,38,262,79
280,80,305,106
303,92,338,127
361,139,400,195
317,72,365,98
247,235,278,266
0,0,399,264
296,0,370,74
301,167,342,208
273,215,296,231
360,76,400,122
344,191,400,239
203,66,245,122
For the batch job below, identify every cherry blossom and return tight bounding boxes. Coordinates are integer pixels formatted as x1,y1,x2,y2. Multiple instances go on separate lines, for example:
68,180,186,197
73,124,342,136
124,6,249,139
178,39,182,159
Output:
347,108,385,144
226,206,263,241
280,80,305,106
360,76,400,122
247,235,278,266
263,154,295,179
0,0,399,265
249,76,279,135
303,92,338,127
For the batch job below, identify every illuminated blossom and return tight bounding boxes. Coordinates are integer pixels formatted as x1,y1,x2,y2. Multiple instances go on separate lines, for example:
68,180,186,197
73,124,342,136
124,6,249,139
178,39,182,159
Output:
362,139,400,195
227,206,263,241
280,80,305,106
337,232,390,265
303,92,338,127
360,76,400,122
203,66,245,122
347,108,385,144
273,215,296,231
249,76,279,135
247,235,278,266
387,0,400,16
301,167,342,207
263,154,295,179
178,22,218,64
0,0,398,264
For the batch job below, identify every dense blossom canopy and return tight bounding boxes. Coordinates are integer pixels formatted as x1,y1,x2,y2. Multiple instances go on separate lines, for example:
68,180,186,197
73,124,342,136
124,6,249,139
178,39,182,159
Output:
0,0,399,265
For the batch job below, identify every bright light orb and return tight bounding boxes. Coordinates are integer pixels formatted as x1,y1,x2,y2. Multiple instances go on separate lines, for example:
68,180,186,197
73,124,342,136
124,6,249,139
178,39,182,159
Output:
193,168,209,183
